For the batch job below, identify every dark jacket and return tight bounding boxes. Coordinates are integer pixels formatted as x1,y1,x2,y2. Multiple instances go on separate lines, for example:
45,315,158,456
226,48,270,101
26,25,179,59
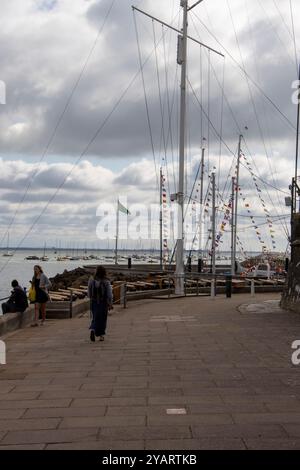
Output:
9,286,28,312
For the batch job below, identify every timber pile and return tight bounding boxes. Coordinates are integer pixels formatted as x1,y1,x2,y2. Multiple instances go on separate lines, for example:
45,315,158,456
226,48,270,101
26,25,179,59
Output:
48,267,285,302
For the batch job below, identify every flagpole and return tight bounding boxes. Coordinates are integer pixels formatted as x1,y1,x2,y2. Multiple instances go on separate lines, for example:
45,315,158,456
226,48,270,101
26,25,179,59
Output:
160,168,163,270
233,134,242,273
115,200,119,265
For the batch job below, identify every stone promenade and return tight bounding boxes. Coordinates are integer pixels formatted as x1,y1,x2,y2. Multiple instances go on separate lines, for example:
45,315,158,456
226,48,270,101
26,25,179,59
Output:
1,293,300,450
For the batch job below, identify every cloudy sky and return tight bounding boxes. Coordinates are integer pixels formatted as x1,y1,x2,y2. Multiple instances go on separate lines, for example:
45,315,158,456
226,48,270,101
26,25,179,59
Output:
0,0,299,254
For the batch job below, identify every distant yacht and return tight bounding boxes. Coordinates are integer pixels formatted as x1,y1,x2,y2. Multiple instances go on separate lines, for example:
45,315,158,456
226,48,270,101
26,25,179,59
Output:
40,242,49,261
25,255,40,260
2,232,13,257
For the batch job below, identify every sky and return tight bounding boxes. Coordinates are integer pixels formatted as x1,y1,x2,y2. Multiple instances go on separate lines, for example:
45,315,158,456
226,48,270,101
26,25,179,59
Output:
0,0,299,254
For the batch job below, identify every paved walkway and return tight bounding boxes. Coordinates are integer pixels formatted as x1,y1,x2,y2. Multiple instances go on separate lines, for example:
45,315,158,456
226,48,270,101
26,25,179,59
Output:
1,293,300,450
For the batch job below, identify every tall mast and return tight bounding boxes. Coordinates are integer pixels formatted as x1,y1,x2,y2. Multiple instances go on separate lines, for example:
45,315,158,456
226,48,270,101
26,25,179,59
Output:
231,176,235,275
233,134,242,272
211,171,216,276
175,0,188,295
132,1,224,288
159,167,163,269
115,200,119,265
295,64,300,184
198,145,205,259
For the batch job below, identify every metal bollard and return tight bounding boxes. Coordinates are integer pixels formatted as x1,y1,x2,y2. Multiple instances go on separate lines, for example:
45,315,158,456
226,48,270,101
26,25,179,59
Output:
285,258,289,273
124,283,127,309
210,279,216,299
69,289,73,318
121,283,127,309
128,257,132,269
251,279,255,297
225,275,232,298
198,258,203,273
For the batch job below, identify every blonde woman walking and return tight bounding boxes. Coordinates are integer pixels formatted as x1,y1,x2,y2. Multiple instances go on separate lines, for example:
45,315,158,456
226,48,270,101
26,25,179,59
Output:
31,265,51,327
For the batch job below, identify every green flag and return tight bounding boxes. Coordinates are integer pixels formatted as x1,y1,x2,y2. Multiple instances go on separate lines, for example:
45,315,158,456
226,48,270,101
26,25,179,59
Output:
118,201,130,215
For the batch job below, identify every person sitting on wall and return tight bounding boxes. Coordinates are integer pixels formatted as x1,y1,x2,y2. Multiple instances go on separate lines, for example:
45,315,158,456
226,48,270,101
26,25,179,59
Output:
1,280,29,315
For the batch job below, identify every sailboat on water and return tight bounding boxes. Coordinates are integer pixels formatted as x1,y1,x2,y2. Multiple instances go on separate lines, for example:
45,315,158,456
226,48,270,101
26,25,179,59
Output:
2,232,13,257
40,242,49,262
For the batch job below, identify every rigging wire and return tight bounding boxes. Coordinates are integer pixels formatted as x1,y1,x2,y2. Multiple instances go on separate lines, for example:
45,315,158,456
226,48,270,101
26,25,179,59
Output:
207,50,211,173
289,0,299,74
218,58,225,193
0,13,181,273
187,75,290,207
226,0,286,248
245,0,290,236
256,0,296,67
0,0,117,249
162,24,177,192
191,10,296,132
152,21,169,191
133,9,159,189
272,0,294,43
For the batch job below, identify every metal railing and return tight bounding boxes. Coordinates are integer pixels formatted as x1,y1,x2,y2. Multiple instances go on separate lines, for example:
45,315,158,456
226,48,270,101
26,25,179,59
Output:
113,269,286,307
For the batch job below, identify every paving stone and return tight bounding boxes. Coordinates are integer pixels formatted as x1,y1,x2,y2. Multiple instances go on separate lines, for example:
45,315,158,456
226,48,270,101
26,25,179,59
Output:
12,384,81,393
282,425,300,437
0,392,41,401
23,407,107,419
71,397,147,407
145,439,200,450
147,413,233,426
245,438,300,450
1,428,99,445
0,409,26,419
232,413,300,425
99,425,192,440
189,403,268,415
146,438,246,450
60,415,145,429
39,389,112,400
0,399,72,410
191,424,286,438
0,418,60,431
0,444,46,450
149,395,223,405
46,440,145,450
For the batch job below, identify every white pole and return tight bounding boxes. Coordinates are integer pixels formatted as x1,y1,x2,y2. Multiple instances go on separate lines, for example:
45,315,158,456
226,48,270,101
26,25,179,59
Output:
198,146,205,257
251,279,255,297
115,201,119,265
210,279,215,299
211,171,216,276
231,176,235,276
160,168,163,270
233,134,242,273
175,0,188,296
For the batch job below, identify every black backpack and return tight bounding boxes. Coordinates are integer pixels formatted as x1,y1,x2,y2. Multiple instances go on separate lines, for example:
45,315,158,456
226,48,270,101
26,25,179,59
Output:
91,280,107,304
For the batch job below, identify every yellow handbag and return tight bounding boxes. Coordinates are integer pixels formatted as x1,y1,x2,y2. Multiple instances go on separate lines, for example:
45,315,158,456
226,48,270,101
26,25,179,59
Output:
28,285,36,303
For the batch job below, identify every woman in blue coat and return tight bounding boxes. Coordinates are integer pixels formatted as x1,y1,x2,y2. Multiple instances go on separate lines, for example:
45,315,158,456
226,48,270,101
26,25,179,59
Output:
88,266,113,342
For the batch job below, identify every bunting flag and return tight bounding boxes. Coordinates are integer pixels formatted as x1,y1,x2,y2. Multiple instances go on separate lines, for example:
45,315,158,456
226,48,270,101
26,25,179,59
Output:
161,172,169,264
242,152,277,251
238,186,268,254
209,194,233,256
